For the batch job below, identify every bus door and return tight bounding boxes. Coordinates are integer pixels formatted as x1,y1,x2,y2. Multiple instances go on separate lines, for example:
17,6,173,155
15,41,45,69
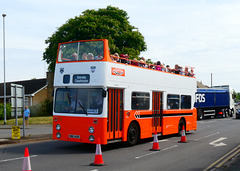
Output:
107,89,123,140
152,92,162,133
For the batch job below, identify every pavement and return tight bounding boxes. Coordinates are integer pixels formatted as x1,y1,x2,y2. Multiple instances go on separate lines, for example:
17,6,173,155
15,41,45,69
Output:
0,124,239,170
0,124,52,145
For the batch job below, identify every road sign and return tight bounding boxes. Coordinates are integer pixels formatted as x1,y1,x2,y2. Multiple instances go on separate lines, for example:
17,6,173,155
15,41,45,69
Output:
12,126,20,140
11,84,24,117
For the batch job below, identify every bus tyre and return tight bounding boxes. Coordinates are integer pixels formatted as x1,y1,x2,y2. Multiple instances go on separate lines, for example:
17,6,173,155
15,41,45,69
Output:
178,119,186,136
197,110,203,120
127,122,139,146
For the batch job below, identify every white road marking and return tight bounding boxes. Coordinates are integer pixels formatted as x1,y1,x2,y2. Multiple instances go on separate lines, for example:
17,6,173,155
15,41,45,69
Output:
0,155,38,163
193,132,220,141
209,137,227,147
150,139,169,143
135,145,178,159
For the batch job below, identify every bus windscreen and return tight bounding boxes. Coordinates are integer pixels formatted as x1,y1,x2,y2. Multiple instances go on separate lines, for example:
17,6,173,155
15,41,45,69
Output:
54,88,104,115
58,41,104,62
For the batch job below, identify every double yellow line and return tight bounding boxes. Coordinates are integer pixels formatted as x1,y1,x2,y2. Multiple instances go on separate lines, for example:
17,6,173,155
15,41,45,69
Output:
204,144,240,171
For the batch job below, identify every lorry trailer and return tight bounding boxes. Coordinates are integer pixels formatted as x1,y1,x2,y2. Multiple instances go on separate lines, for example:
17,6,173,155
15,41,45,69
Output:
194,86,235,120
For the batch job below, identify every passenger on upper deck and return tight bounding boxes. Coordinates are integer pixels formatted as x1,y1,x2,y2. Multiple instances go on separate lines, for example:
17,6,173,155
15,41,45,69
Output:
71,53,78,61
173,64,180,74
131,58,139,66
155,61,162,71
82,53,88,60
95,53,103,60
190,68,195,77
120,54,129,64
111,53,120,62
139,57,146,67
87,53,94,60
166,65,171,73
184,67,190,76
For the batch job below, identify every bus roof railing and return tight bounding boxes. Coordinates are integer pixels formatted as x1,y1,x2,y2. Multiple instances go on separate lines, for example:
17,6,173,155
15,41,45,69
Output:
110,55,195,78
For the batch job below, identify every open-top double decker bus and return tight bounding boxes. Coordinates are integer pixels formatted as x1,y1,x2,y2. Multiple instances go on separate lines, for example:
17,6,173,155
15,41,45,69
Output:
53,39,197,145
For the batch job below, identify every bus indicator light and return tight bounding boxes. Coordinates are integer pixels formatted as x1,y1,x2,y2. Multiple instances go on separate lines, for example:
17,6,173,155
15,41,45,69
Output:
93,119,98,124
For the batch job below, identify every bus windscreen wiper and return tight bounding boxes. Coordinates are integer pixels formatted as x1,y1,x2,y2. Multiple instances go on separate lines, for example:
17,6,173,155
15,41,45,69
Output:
77,101,88,115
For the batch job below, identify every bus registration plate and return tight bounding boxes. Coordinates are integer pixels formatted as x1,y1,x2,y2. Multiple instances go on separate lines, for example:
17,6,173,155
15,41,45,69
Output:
69,134,80,139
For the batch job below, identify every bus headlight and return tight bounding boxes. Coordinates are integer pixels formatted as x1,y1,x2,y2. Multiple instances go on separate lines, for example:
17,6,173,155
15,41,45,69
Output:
56,132,61,138
56,124,61,131
89,135,95,142
88,126,94,133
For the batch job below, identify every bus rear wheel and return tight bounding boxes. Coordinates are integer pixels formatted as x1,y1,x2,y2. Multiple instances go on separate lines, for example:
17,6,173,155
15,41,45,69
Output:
178,119,186,136
127,122,139,146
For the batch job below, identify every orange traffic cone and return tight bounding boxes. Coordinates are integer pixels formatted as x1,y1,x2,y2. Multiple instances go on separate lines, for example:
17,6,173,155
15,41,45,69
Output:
178,125,188,143
22,147,31,171
150,130,160,151
90,138,105,166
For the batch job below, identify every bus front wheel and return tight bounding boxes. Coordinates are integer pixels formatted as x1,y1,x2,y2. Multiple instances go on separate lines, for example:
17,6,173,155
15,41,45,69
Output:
127,122,139,146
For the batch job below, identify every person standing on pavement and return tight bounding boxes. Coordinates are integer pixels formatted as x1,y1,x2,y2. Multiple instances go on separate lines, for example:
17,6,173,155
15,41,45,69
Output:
24,106,30,126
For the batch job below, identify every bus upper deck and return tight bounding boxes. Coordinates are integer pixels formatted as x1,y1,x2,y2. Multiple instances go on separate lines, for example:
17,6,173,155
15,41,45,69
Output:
56,39,195,78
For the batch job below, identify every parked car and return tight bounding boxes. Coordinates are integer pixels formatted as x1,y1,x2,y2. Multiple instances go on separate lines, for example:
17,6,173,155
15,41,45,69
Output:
236,108,240,119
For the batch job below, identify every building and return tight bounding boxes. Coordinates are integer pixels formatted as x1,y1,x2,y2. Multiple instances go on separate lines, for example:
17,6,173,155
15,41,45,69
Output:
0,72,54,107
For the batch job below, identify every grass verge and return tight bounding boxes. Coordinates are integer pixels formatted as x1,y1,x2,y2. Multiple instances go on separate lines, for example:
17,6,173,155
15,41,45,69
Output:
0,116,53,125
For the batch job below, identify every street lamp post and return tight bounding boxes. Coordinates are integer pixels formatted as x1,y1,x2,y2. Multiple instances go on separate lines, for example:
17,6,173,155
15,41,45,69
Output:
2,14,6,125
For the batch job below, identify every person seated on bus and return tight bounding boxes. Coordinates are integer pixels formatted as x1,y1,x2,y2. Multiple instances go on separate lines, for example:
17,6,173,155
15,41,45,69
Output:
173,64,180,74
61,52,78,62
184,67,190,76
131,58,139,66
161,63,166,71
87,53,94,60
155,61,162,71
120,54,129,64
151,62,157,70
111,53,120,62
166,65,171,73
95,53,103,60
179,66,184,75
82,53,88,60
190,68,195,77
139,59,146,67
71,53,78,61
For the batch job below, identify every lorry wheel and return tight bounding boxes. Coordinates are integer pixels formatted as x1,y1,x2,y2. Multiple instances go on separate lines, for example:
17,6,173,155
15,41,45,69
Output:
230,109,233,117
222,109,226,118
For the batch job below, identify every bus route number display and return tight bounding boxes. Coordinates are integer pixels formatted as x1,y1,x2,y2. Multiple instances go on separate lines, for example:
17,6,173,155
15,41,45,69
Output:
73,74,90,83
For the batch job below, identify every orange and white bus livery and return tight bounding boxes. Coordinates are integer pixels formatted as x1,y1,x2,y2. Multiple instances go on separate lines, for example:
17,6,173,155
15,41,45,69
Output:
52,39,197,145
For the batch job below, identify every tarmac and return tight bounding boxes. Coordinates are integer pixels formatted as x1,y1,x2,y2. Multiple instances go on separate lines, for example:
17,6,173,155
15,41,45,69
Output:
0,124,52,146
0,124,239,170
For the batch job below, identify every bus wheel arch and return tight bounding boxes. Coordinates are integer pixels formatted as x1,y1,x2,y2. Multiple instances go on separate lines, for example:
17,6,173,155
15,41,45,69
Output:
178,117,186,136
127,121,140,146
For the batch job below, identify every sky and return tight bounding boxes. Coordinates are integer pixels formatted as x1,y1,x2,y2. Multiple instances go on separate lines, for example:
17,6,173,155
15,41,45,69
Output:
0,0,240,91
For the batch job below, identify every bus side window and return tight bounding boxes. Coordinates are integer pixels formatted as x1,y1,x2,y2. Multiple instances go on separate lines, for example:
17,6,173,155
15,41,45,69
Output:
181,95,191,109
131,92,150,110
167,94,179,109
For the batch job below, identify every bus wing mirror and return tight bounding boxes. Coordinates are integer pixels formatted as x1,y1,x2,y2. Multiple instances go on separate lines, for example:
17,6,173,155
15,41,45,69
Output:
102,90,107,98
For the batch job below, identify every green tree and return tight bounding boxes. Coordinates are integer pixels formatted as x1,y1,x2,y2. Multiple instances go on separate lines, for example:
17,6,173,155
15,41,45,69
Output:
0,103,12,120
43,6,147,72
